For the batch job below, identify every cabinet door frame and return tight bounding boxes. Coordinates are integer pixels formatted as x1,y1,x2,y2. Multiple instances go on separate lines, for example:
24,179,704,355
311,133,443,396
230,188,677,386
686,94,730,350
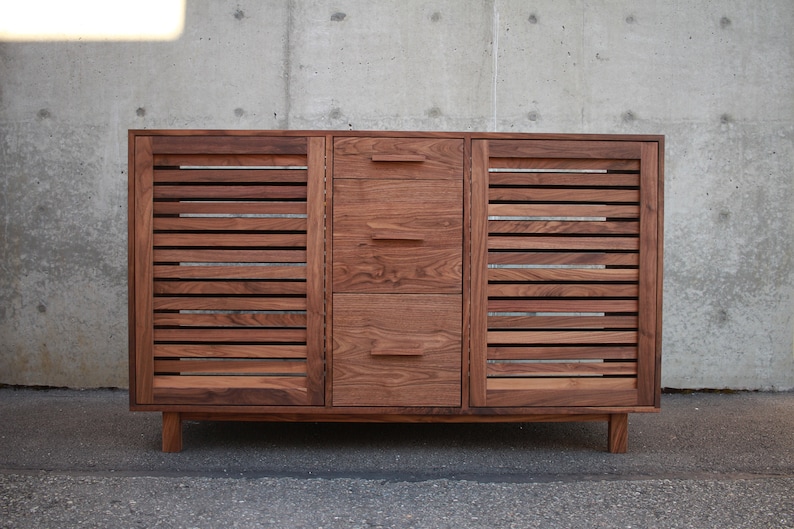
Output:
129,133,326,408
470,138,662,408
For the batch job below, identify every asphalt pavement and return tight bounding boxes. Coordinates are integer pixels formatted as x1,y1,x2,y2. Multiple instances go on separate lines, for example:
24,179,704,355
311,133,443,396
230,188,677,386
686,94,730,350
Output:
0,388,792,528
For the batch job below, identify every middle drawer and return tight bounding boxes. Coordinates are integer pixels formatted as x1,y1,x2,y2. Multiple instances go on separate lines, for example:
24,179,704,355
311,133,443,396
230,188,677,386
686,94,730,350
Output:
333,178,463,293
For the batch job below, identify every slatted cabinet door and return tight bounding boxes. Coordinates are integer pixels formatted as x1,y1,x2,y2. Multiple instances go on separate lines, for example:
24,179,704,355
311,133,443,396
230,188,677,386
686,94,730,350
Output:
471,139,662,408
130,134,325,407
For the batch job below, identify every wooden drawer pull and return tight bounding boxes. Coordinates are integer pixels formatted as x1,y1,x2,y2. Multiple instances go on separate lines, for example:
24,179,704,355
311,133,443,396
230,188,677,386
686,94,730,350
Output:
371,347,424,356
371,232,425,242
371,154,427,162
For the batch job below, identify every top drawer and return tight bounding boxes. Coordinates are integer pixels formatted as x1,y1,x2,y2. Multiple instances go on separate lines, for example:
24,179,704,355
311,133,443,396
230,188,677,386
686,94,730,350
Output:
333,137,464,180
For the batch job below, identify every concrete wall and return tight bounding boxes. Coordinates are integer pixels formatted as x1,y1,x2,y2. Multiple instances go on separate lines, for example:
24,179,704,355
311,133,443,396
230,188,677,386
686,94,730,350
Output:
1,1,792,389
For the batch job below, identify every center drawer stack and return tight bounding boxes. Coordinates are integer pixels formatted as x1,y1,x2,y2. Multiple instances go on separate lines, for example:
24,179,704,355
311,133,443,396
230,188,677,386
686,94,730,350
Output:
330,137,465,406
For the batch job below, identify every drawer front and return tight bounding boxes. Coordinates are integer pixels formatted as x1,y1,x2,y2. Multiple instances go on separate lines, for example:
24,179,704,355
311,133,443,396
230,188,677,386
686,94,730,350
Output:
333,137,464,180
332,294,462,407
333,179,462,293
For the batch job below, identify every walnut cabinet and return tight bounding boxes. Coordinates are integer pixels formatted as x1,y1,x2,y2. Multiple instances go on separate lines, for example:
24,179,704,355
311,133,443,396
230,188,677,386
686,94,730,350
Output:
129,130,663,453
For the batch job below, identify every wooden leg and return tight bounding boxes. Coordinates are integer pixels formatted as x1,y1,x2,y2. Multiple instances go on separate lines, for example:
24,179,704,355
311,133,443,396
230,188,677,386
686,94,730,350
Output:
608,413,628,454
162,412,183,453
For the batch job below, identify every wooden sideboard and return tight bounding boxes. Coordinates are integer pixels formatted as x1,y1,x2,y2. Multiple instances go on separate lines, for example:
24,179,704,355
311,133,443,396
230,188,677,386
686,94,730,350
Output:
129,130,663,453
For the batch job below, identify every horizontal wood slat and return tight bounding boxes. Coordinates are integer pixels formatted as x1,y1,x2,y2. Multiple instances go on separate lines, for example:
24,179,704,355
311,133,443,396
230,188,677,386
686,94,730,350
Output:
487,330,638,345
488,251,639,266
153,297,306,311
487,361,637,377
487,140,642,160
153,280,307,296
152,136,308,155
488,268,639,282
488,236,639,251
154,202,307,216
488,220,639,235
488,377,636,392
489,188,639,203
488,299,638,313
153,249,307,263
154,344,307,359
488,346,637,360
489,203,640,218
153,375,307,390
154,265,306,279
154,359,306,375
151,377,310,406
154,169,307,183
154,328,307,343
153,217,307,232
485,387,639,407
489,157,640,172
487,315,638,329
153,153,307,167
153,312,308,328
489,172,639,187
154,185,307,200
488,283,638,298
153,233,305,247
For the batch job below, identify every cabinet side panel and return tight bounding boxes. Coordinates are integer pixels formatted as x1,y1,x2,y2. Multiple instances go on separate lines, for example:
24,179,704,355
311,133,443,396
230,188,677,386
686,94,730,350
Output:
325,134,335,407
638,142,660,406
306,137,326,405
133,136,155,404
470,140,490,406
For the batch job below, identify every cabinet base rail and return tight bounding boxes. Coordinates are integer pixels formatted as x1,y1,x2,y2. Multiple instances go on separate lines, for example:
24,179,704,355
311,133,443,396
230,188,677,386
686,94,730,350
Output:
160,411,632,454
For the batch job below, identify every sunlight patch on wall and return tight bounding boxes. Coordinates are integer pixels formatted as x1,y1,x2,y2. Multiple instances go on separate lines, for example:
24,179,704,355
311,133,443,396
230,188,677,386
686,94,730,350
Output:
0,0,185,41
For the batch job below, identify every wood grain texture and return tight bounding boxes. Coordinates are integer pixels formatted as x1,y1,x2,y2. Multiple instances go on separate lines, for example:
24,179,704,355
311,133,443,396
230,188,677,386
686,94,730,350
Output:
162,412,182,453
153,201,306,216
487,315,638,329
489,157,640,171
487,361,637,377
154,168,307,183
487,139,642,159
153,280,307,296
333,179,462,293
489,203,640,218
488,220,639,235
489,187,639,203
488,251,638,267
489,172,639,187
305,136,327,405
153,153,307,167
470,140,490,406
133,135,155,404
638,142,660,406
608,413,629,453
153,249,307,263
334,137,463,179
487,346,637,360
152,135,307,155
153,377,309,406
333,294,462,407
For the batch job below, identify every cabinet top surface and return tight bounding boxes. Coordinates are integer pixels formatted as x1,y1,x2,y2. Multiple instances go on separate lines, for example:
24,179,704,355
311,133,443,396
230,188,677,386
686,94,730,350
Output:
128,129,664,143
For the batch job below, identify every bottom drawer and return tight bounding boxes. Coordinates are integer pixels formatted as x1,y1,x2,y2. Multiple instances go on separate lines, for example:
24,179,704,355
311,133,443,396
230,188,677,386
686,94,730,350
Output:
332,294,462,407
